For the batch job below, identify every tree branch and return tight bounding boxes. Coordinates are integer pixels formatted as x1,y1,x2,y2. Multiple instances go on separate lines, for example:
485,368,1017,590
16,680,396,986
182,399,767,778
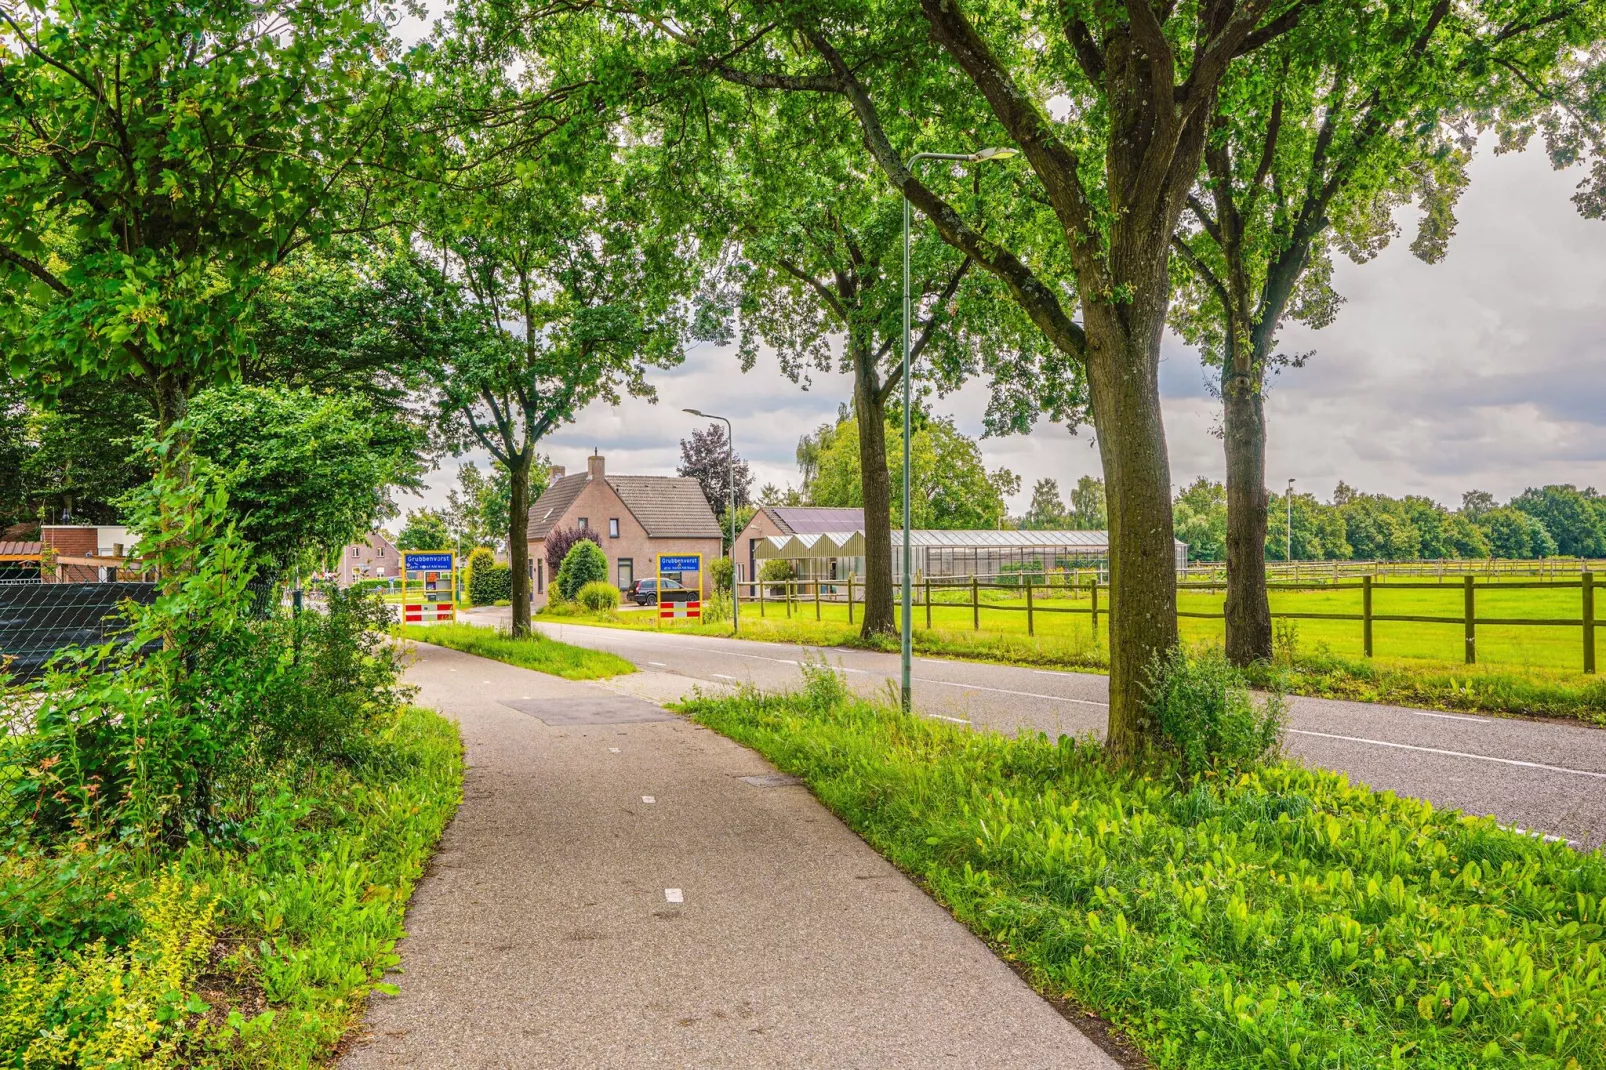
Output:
0,242,71,295
877,257,973,404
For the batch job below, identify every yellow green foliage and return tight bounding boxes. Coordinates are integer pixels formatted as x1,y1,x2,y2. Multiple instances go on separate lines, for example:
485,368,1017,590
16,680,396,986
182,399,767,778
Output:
0,876,215,1068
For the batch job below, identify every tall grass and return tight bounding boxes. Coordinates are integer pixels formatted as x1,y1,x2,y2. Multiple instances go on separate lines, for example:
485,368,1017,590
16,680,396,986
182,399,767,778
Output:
401,622,635,680
682,676,1606,1068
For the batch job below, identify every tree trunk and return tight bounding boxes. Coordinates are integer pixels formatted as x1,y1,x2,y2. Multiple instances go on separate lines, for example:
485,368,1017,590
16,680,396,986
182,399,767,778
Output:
852,340,896,638
508,449,533,638
1223,368,1272,665
1083,309,1179,759
153,372,189,437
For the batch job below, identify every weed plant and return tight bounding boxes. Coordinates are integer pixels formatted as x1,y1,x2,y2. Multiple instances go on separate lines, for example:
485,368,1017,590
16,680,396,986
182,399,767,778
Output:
0,454,463,1066
682,669,1606,1068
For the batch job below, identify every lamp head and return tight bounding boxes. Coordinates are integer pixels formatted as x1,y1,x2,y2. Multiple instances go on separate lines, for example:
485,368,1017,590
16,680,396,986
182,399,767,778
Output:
683,408,705,417
970,147,1019,162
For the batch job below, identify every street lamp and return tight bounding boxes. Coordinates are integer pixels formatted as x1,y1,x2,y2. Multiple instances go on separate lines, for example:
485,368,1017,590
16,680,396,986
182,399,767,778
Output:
1286,478,1296,564
900,147,1018,713
684,408,738,635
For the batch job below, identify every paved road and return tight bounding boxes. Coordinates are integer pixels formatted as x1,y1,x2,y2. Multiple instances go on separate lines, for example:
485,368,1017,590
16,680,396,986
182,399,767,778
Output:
341,641,1120,1069
518,617,1606,849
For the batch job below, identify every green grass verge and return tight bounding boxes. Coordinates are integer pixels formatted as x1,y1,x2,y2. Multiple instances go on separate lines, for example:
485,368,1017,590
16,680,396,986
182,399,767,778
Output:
681,679,1606,1068
0,705,463,1067
402,621,636,680
540,608,1606,724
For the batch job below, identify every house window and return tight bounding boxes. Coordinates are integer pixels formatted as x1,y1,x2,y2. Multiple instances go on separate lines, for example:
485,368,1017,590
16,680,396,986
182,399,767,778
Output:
577,517,588,529
536,560,544,594
351,546,359,557
608,518,620,538
617,558,633,590
378,546,385,557
377,567,386,578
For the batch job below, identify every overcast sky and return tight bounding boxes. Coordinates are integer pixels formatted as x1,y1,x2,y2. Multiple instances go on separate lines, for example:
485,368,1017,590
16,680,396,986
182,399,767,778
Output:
399,132,1605,519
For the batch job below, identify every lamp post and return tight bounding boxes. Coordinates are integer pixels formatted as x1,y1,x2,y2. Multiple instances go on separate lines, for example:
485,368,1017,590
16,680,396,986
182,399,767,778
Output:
901,147,1017,713
1286,478,1296,564
685,408,738,635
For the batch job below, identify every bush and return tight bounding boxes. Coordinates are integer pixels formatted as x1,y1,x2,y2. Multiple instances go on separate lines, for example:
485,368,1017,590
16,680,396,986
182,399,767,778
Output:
1142,646,1284,779
544,525,601,581
759,557,795,594
711,555,734,592
556,540,608,601
468,561,512,606
576,580,620,613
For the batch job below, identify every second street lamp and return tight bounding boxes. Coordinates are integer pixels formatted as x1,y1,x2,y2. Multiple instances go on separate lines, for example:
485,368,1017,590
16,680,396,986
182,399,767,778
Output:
684,408,738,635
899,147,1017,713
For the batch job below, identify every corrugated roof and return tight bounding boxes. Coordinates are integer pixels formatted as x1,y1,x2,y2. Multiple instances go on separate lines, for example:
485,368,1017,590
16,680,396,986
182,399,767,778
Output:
0,541,42,555
766,506,865,534
752,529,1183,558
608,476,723,538
526,474,592,541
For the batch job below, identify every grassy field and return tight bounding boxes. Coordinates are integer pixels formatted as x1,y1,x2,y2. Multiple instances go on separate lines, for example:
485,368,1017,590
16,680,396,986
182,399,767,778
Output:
681,677,1606,1069
728,581,1600,672
401,621,636,679
548,587,1606,722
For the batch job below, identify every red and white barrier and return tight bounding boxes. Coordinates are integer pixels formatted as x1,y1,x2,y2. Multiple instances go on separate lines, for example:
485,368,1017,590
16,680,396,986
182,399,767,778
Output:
404,602,456,623
659,599,701,621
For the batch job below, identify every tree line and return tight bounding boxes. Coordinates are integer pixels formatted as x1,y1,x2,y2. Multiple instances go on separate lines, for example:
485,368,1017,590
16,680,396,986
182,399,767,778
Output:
3,0,1603,755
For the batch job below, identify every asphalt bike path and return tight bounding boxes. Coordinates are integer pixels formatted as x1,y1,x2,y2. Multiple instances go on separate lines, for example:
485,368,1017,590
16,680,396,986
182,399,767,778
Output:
339,640,1119,1069
522,617,1606,850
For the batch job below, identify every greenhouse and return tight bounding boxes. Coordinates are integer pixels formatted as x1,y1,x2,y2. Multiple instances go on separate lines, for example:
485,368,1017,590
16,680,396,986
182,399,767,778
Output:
749,528,1189,583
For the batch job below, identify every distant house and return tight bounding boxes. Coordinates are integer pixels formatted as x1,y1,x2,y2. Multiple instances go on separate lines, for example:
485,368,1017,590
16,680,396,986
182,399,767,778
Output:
734,506,865,585
526,453,723,605
39,525,134,582
337,531,401,588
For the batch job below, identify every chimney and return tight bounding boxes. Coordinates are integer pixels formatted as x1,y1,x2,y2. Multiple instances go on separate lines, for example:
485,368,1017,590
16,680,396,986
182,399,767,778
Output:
549,465,566,480
587,450,605,481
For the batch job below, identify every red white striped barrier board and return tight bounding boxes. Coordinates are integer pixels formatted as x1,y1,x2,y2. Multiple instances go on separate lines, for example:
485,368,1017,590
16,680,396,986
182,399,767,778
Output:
404,603,456,623
660,599,701,620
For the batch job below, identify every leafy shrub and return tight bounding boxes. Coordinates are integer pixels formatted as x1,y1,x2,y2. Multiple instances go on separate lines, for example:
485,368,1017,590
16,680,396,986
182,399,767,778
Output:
1142,646,1285,779
759,557,795,594
556,540,608,601
576,580,620,613
464,546,495,603
710,556,734,592
468,560,511,606
544,525,601,582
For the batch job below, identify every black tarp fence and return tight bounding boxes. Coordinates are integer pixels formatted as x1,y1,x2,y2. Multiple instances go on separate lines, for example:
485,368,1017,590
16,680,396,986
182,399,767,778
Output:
0,580,279,681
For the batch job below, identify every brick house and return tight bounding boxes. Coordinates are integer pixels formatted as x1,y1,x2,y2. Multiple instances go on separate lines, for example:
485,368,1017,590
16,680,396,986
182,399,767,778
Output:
733,506,865,586
337,530,402,588
526,453,723,606
40,525,134,582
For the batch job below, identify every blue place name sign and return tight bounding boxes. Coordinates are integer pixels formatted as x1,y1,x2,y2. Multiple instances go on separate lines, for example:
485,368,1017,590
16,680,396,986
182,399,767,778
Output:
404,552,454,571
658,555,701,573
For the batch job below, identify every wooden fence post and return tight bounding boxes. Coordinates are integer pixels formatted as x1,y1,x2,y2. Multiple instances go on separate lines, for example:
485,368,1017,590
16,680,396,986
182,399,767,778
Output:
785,579,792,619
925,578,932,629
1026,579,1035,637
847,577,853,624
814,578,821,621
1584,570,1596,674
1463,574,1476,665
1363,575,1374,658
971,575,980,631
759,580,765,618
1090,578,1100,638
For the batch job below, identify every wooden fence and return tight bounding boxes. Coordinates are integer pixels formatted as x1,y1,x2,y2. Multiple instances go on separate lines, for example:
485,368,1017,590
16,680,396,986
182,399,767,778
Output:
740,571,1600,673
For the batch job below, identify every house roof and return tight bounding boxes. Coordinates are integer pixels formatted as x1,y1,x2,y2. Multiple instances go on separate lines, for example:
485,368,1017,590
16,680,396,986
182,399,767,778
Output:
527,473,723,540
764,506,866,534
526,474,592,541
607,476,723,538
0,541,41,556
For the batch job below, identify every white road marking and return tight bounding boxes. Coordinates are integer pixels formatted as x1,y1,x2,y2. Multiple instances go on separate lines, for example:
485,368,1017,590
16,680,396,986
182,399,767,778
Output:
642,795,655,803
712,673,739,680
930,714,972,724
913,677,1109,707
608,747,620,754
1033,669,1078,677
1396,709,1485,723
647,661,667,667
1288,729,1606,779
664,888,684,904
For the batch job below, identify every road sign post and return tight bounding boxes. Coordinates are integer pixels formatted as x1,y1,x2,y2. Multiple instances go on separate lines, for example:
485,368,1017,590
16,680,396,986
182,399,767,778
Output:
401,551,457,625
658,554,703,622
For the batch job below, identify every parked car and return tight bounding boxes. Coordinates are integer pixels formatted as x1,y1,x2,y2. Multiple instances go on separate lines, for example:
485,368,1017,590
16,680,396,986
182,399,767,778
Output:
626,577,686,606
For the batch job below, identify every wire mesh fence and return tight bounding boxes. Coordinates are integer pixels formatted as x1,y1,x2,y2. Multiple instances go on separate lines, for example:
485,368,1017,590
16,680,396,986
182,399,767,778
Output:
0,580,281,681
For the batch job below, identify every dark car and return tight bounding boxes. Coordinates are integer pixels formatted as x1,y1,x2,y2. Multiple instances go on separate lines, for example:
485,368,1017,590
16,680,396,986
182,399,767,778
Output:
626,577,685,606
